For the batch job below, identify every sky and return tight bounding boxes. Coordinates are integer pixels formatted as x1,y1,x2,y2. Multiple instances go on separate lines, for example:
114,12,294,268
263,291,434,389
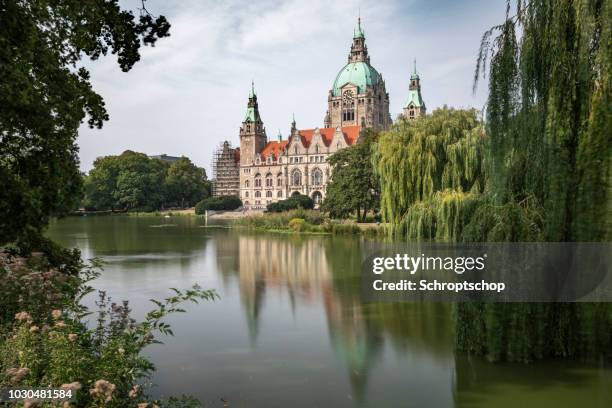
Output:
77,0,508,175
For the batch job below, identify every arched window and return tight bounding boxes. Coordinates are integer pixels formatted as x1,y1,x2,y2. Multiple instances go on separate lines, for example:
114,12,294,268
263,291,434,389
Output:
291,169,302,186
255,191,261,198
245,191,249,198
312,191,323,205
244,180,250,188
311,169,323,186
277,173,283,186
266,191,272,198
254,174,261,187
265,173,273,187
277,191,283,198
244,201,249,206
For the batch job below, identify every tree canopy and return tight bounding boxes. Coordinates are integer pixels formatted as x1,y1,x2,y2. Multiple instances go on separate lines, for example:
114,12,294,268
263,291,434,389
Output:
373,108,491,239
323,131,380,221
0,0,170,245
84,151,209,211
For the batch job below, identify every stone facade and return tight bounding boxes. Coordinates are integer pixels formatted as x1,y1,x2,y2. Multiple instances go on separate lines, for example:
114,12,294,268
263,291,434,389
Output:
239,116,361,210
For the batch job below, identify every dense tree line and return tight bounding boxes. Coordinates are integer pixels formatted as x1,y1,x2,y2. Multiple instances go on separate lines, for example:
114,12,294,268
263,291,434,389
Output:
84,151,211,211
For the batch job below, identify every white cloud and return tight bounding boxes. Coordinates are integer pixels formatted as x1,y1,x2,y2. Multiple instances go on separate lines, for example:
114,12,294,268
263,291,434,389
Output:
77,0,505,174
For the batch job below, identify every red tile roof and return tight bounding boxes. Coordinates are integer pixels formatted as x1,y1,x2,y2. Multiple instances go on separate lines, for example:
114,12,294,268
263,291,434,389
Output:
260,140,288,160
258,126,361,160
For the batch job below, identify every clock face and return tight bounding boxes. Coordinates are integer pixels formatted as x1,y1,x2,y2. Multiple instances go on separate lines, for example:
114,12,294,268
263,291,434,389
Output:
342,90,354,103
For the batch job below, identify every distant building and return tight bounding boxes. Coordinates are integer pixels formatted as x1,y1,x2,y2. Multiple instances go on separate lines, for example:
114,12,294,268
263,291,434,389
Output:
211,17,427,210
149,154,182,163
212,141,240,197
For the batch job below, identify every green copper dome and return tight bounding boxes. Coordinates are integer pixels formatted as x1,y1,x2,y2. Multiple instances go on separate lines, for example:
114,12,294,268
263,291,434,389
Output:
332,62,381,96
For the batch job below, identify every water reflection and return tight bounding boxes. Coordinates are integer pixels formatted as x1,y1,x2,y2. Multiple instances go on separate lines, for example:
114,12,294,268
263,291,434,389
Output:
47,217,611,408
214,231,456,404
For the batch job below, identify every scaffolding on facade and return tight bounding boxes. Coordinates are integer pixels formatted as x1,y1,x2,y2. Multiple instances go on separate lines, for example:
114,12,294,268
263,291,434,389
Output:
211,141,240,197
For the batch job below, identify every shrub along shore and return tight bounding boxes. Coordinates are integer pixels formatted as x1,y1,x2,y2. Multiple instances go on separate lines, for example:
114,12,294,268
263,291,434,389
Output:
231,209,382,236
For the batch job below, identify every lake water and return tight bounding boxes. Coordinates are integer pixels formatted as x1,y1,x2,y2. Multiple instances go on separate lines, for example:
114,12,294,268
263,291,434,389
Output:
47,216,612,408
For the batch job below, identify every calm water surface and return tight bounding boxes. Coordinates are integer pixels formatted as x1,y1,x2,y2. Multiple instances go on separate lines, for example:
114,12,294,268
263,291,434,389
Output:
47,216,612,408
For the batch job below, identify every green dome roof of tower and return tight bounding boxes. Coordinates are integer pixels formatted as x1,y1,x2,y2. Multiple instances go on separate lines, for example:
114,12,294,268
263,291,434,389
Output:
332,62,381,96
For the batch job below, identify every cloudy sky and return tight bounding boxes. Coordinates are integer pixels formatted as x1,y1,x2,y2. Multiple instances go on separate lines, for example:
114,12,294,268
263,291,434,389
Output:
78,0,507,174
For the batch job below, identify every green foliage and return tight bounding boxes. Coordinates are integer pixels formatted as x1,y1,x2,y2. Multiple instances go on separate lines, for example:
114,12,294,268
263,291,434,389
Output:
373,108,490,239
0,0,170,246
267,194,314,212
322,130,380,220
474,0,611,241
455,0,612,363
233,209,325,230
288,218,307,232
321,221,362,235
165,158,211,208
84,152,210,211
195,195,242,213
232,209,371,235
0,250,215,407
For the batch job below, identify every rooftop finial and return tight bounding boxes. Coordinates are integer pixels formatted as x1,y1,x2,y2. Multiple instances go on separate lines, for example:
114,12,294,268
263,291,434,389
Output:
250,80,255,97
354,12,364,38
413,58,417,75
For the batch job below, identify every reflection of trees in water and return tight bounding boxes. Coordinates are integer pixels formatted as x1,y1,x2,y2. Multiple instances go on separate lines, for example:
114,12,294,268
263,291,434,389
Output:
220,232,456,401
48,216,210,270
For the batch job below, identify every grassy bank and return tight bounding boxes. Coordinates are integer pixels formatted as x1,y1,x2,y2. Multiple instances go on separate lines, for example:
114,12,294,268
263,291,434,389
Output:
232,209,383,236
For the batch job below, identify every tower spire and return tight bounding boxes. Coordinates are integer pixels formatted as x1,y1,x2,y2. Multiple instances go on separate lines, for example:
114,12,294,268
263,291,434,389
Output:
249,80,256,98
413,58,417,75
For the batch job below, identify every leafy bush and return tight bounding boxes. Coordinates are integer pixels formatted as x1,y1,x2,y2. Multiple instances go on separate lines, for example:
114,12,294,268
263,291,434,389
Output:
288,218,307,232
0,250,215,407
266,194,313,212
195,196,242,213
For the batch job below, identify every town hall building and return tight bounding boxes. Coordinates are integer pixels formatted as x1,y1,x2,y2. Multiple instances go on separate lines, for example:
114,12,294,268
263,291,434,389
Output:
212,18,426,210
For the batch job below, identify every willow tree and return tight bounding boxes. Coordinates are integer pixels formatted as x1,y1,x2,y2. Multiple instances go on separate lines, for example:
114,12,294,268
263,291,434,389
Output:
475,0,611,242
374,0,611,362
462,0,611,362
374,107,491,240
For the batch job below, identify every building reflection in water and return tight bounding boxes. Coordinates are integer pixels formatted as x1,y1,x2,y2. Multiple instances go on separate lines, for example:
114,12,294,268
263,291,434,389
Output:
214,231,453,402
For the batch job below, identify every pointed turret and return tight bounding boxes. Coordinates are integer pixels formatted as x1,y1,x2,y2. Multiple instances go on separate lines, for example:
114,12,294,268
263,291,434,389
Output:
403,59,426,120
348,17,369,63
244,81,261,123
